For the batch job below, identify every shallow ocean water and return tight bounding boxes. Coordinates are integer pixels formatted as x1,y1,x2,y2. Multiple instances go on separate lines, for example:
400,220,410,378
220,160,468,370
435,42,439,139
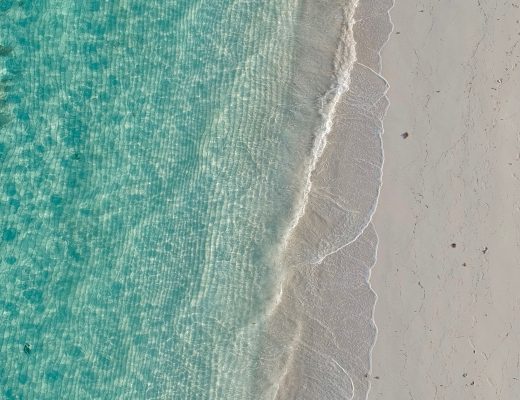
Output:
0,0,392,398
0,1,303,398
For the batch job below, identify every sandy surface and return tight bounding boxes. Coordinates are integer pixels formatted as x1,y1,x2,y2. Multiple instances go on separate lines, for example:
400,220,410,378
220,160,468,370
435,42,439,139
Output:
371,1,520,399
258,2,393,398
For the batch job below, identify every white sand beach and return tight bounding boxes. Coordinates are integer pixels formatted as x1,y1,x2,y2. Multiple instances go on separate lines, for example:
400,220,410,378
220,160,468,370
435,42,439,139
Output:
371,1,520,399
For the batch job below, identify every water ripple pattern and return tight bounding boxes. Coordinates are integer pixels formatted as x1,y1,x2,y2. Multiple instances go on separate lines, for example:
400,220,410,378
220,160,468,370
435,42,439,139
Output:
0,1,301,399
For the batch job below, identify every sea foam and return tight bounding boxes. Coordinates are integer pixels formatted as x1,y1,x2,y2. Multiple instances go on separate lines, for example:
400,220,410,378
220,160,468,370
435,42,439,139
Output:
258,0,394,398
0,1,393,398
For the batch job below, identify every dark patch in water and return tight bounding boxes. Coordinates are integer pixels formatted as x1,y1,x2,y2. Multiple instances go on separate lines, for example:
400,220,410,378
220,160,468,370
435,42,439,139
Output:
50,194,63,205
3,227,17,241
23,288,43,304
0,45,13,56
1,301,19,317
5,256,17,265
18,373,28,384
66,344,84,358
45,369,61,382
0,0,13,12
0,113,10,128
4,182,16,196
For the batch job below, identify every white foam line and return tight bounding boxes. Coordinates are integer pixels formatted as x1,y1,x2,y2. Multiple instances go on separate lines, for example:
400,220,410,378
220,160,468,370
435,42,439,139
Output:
279,0,397,270
281,0,360,249
265,0,396,397
310,65,389,266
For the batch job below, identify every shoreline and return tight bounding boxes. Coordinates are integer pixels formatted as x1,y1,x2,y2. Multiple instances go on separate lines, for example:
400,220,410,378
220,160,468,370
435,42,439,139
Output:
258,0,394,398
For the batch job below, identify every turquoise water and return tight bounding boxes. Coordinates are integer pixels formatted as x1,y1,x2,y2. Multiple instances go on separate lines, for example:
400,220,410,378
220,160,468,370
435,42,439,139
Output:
0,1,303,398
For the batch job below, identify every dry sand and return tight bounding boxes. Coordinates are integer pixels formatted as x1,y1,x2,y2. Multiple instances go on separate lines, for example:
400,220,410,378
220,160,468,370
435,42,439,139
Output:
371,0,520,399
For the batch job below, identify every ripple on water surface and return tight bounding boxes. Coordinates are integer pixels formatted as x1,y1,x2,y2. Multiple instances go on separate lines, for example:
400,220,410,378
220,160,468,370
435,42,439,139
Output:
0,1,302,399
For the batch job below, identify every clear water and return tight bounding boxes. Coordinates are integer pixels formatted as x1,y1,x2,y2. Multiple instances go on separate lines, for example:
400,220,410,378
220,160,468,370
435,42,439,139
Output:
0,1,302,398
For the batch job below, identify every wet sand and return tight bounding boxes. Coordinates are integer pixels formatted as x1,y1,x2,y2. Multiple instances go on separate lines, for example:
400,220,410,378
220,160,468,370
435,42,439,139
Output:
257,1,393,398
371,1,520,398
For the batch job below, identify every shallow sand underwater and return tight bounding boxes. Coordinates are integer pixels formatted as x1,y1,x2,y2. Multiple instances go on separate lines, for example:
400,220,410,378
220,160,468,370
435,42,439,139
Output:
6,0,513,399
0,1,392,399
